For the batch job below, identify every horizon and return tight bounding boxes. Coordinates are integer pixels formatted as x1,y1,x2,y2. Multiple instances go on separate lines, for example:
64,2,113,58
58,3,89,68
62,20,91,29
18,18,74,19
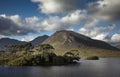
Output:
0,0,120,43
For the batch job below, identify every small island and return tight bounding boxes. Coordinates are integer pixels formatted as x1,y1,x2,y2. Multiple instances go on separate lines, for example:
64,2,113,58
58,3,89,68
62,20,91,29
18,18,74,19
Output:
0,44,80,66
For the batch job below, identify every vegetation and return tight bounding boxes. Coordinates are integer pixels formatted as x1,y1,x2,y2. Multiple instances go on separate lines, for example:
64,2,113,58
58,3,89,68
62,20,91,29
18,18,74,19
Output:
1,43,120,66
0,58,9,65
8,51,80,66
34,44,54,52
85,56,99,60
0,44,80,66
3,43,33,52
53,47,120,58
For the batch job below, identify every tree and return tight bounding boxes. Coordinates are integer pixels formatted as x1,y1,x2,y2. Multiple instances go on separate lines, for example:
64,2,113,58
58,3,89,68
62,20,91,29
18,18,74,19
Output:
22,43,33,51
34,44,54,52
40,44,54,50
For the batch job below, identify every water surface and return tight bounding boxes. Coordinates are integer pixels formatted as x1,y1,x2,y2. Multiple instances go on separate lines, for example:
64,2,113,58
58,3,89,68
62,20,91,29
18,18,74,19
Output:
0,58,120,77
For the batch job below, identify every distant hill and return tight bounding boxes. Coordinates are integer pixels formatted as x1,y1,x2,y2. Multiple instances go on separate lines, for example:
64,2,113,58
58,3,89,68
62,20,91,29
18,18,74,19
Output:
0,38,26,50
110,42,120,49
43,30,119,50
116,45,120,49
30,35,49,45
0,35,49,50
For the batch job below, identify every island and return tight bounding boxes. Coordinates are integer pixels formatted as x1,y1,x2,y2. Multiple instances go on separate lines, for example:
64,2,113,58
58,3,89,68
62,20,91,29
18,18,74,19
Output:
0,44,80,66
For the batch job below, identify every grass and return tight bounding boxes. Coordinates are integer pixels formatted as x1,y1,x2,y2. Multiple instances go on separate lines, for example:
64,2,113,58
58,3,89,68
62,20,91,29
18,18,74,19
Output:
53,47,120,58
84,56,99,60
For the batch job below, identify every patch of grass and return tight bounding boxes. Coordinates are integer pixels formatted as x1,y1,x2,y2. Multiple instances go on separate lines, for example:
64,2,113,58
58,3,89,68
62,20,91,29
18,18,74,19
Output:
85,56,99,60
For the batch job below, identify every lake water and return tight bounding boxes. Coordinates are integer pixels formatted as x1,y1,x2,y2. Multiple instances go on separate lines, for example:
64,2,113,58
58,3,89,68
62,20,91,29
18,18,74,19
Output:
0,58,120,77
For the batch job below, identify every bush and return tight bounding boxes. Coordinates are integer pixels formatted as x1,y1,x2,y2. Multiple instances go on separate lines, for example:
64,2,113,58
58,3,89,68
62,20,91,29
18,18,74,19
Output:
8,56,30,66
85,56,99,60
34,44,54,52
8,55,42,66
7,51,80,66
0,58,9,65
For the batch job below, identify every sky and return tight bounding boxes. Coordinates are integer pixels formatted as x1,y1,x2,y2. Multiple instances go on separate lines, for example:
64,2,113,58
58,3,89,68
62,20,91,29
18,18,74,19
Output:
0,0,120,43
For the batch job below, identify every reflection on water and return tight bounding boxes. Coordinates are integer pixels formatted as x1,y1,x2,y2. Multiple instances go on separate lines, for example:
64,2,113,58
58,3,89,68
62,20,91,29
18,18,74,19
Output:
0,58,120,77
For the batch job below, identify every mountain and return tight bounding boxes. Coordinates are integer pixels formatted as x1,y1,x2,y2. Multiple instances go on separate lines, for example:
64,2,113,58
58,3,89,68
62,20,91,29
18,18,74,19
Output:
30,35,49,45
0,35,49,50
0,38,26,50
116,45,120,49
110,42,120,49
43,30,119,50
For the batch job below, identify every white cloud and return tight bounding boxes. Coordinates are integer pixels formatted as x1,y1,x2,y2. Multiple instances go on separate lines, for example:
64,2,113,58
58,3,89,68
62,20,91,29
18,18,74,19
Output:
31,0,120,21
31,0,82,14
0,11,87,36
111,33,120,43
0,35,5,39
41,10,87,31
79,24,116,41
25,16,39,24
9,15,23,26
21,36,35,42
84,18,99,29
61,10,87,26
67,28,74,31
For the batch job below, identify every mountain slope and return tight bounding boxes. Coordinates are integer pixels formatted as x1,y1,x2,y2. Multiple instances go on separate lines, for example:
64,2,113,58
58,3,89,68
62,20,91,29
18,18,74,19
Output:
43,30,119,50
110,42,120,49
0,38,27,50
116,45,120,49
30,35,49,45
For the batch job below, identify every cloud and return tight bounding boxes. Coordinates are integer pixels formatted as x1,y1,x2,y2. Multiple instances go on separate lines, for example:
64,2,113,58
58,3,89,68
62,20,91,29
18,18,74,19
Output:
9,15,23,26
1,12,117,43
25,16,39,24
0,14,45,36
79,23,116,41
110,33,120,43
41,10,87,31
31,0,82,14
0,14,31,36
84,18,99,29
21,36,35,42
0,35,5,39
31,0,120,21
0,11,87,36
88,0,120,21
66,28,74,31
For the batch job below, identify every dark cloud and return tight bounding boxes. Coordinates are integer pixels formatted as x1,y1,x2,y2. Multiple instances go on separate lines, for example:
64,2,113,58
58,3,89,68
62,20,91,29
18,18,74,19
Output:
87,0,120,21
32,0,120,21
0,16,33,36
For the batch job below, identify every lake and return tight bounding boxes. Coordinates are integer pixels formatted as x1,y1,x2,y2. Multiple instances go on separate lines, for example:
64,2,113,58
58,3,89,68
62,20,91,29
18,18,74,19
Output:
0,58,120,77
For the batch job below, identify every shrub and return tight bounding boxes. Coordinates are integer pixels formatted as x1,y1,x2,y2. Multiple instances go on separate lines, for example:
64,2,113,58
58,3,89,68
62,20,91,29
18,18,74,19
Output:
7,51,80,66
85,56,99,60
0,58,9,65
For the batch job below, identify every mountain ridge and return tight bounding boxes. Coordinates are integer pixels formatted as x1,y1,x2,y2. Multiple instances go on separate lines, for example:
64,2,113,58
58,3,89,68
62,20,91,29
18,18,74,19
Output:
0,35,49,50
30,35,49,45
0,38,27,50
43,30,119,50
116,45,120,49
0,30,119,51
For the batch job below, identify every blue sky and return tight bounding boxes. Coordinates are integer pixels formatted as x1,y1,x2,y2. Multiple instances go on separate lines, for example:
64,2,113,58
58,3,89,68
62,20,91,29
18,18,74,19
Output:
0,0,39,17
0,0,120,43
